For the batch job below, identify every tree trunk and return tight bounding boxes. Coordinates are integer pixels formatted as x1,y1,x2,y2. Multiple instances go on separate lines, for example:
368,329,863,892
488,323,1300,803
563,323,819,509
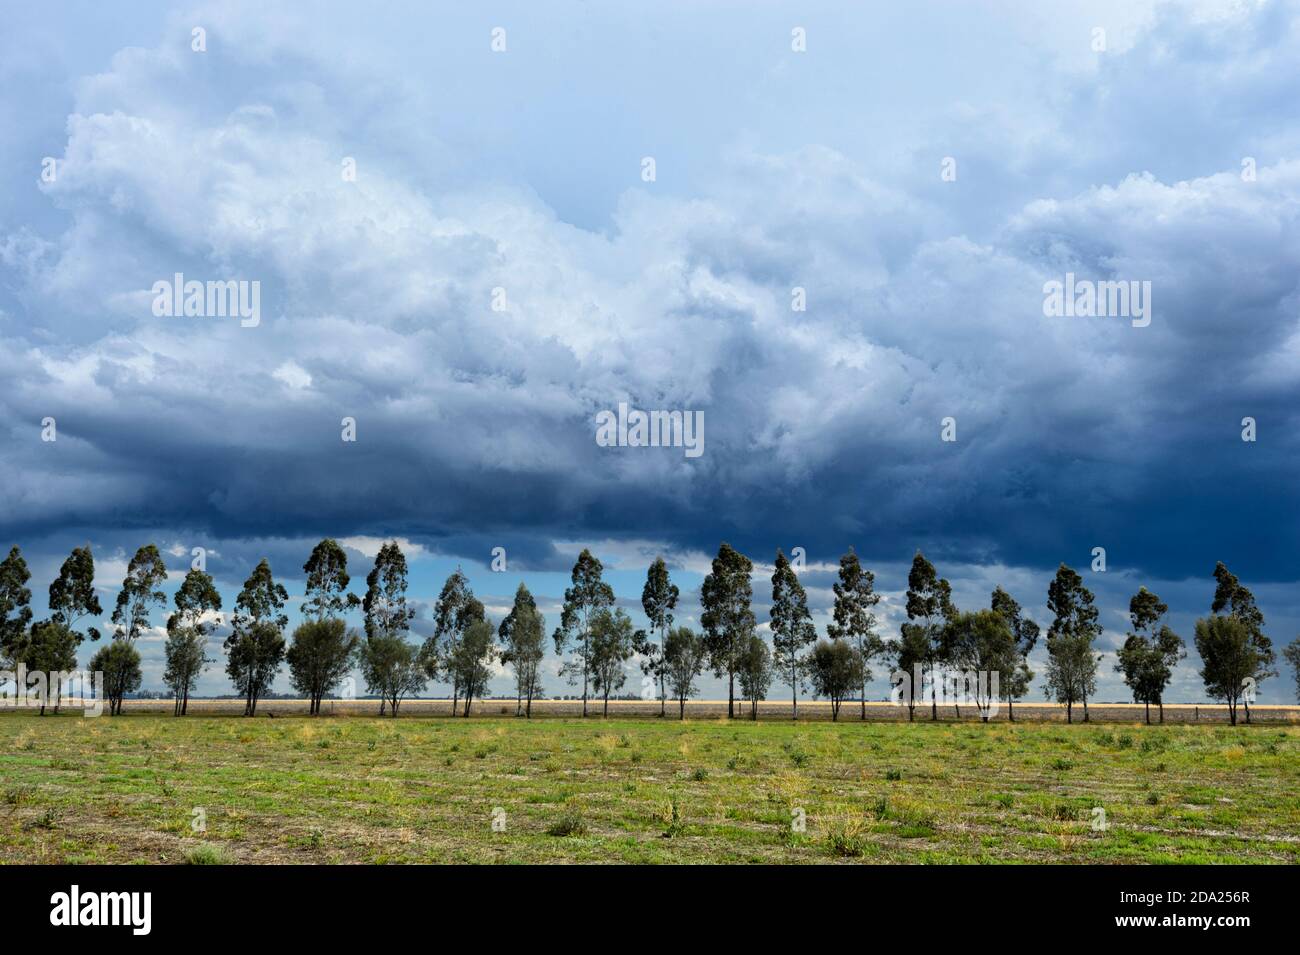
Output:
679,697,686,719
1008,698,1015,722
1066,700,1073,724
1244,697,1252,724
728,671,735,719
1082,697,1089,723
1158,701,1164,724
1145,701,1150,725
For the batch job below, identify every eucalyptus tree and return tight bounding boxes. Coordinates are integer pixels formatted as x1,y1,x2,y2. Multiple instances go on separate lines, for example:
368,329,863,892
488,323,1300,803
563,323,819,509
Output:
224,559,289,716
1114,587,1184,724
288,618,359,715
940,609,1017,721
1210,562,1275,723
290,539,362,714
89,639,142,716
112,545,168,641
449,617,496,716
1282,638,1300,703
24,620,77,715
891,625,930,721
1195,615,1261,725
361,628,426,716
641,557,679,717
589,608,636,716
701,542,756,719
424,568,482,716
663,626,705,719
364,542,418,715
553,549,615,717
809,638,863,722
737,633,773,721
905,551,956,720
499,583,546,717
827,549,884,720
989,586,1039,721
49,545,103,646
1043,564,1102,723
302,538,361,619
0,546,33,671
770,549,816,719
164,568,223,715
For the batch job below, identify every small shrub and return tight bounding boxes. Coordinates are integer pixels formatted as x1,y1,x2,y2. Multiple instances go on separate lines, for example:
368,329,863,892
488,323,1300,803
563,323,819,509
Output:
183,843,231,865
884,768,902,781
547,811,588,837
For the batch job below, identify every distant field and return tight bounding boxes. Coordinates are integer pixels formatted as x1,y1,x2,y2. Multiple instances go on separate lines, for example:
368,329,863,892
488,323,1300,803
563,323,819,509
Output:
1,713,1297,864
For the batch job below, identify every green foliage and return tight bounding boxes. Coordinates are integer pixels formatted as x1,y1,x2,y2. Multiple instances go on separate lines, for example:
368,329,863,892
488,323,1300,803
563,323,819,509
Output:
0,546,33,668
360,631,426,716
500,583,546,715
990,586,1038,705
770,548,816,712
1115,587,1184,722
553,549,615,714
223,559,289,715
808,638,864,721
1284,639,1300,703
48,546,102,645
1195,615,1265,725
663,625,705,718
164,568,223,716
905,550,956,719
87,639,143,715
287,617,360,714
589,608,636,714
302,538,360,619
1043,564,1102,720
111,545,168,641
640,557,679,712
446,617,496,716
363,542,415,641
940,609,1018,719
737,633,773,720
700,542,755,717
422,567,482,701
546,811,588,837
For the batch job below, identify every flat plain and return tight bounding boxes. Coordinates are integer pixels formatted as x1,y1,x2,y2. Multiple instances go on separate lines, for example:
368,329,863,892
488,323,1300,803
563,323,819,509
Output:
2,711,1297,864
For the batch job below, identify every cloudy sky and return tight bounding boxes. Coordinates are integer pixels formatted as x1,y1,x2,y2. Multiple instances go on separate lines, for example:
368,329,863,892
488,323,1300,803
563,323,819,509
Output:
1,0,1298,702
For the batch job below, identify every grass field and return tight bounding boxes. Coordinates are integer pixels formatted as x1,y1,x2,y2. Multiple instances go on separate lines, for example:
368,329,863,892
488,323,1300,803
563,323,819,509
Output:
2,713,1297,864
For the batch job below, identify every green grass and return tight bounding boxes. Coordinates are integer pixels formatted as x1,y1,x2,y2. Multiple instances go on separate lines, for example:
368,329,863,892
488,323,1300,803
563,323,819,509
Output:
1,713,1297,863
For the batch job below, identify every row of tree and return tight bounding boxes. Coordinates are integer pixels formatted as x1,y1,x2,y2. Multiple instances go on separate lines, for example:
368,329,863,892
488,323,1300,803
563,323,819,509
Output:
0,540,1294,723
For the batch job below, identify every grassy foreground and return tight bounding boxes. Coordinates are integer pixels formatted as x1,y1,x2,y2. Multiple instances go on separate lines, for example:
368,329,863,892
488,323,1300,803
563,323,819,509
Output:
2,713,1297,864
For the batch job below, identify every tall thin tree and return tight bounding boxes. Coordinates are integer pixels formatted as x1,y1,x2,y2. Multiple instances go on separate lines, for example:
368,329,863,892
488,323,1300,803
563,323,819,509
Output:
827,548,884,720
641,557,679,717
770,548,816,720
553,549,615,717
700,542,756,719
